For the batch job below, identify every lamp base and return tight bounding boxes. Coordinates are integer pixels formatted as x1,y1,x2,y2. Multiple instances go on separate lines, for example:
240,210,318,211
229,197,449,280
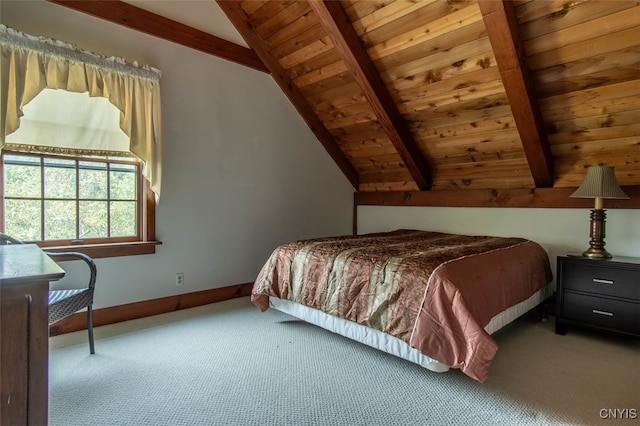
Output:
580,247,612,259
582,208,612,259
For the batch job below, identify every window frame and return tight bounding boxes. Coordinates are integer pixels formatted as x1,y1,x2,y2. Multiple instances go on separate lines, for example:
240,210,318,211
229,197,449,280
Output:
1,149,160,259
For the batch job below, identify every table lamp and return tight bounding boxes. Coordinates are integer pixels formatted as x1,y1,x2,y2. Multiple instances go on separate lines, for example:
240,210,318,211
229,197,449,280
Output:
570,166,629,258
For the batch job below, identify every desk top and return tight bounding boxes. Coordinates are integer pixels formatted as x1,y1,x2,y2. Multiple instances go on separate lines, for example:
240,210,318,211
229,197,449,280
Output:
0,244,65,286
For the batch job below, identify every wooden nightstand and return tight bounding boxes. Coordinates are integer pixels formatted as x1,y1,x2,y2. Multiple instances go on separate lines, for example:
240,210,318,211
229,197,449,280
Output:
555,255,640,337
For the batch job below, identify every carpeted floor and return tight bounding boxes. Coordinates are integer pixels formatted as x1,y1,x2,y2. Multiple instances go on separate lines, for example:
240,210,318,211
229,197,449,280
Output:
49,297,639,426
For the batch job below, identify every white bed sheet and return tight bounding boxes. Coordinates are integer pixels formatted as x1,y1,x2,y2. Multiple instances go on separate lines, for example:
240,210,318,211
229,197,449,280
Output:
269,282,553,373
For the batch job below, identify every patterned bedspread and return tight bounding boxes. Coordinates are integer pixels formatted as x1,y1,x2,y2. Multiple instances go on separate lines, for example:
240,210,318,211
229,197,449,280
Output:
252,230,552,381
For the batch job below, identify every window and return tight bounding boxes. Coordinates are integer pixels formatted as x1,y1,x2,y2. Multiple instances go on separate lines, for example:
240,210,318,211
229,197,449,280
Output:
3,151,139,243
1,150,157,258
1,25,162,258
0,90,158,258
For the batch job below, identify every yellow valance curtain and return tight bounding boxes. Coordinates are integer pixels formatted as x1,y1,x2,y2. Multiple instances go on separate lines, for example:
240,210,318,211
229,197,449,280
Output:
0,24,162,197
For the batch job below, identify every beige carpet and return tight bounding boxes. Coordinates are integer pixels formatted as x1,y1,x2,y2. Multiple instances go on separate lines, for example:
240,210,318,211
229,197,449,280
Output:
49,297,639,425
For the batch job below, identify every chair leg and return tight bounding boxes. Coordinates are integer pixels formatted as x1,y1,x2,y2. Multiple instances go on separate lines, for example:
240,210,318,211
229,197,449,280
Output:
87,305,95,354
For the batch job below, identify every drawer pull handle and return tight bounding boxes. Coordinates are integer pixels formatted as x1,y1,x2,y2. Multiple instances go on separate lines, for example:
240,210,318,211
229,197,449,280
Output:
592,278,614,285
592,309,614,317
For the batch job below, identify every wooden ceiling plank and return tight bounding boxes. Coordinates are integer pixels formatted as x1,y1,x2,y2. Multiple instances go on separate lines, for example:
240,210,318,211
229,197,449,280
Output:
255,1,311,40
343,144,399,158
455,159,535,178
556,157,640,187
270,22,327,59
350,0,439,36
315,99,374,123
334,129,390,144
46,0,268,73
539,80,640,113
288,49,343,84
528,27,639,71
419,127,522,151
366,3,484,62
263,5,318,50
329,120,384,137
293,59,348,88
311,88,367,113
394,67,500,106
523,6,639,55
416,104,514,131
280,36,334,69
420,117,520,143
478,0,554,188
551,136,640,157
300,71,354,98
549,125,640,146
532,52,640,98
244,1,294,28
418,94,511,123
324,111,379,130
360,0,478,49
551,109,640,135
309,0,431,190
379,20,489,79
399,80,507,115
514,0,588,25
216,0,359,190
518,0,635,41
382,37,494,84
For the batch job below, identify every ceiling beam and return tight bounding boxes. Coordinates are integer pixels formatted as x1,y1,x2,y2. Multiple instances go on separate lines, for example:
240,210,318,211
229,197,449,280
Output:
309,0,432,191
478,0,554,188
47,0,268,73
216,0,360,189
355,186,640,209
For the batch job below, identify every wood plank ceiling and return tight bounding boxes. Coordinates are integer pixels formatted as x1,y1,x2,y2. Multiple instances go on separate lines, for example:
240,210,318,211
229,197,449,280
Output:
48,0,639,207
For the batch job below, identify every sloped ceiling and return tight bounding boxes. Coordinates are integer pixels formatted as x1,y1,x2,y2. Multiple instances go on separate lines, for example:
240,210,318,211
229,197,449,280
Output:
48,0,639,208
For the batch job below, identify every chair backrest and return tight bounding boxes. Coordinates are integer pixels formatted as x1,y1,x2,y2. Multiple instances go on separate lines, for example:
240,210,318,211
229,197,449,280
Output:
0,233,97,294
0,232,23,245
47,251,98,295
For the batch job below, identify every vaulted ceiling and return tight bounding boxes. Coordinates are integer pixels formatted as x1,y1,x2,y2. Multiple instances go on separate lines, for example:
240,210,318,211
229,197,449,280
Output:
48,0,639,208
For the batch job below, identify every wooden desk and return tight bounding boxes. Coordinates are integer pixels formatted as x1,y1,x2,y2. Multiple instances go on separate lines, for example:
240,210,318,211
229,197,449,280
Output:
1,244,65,426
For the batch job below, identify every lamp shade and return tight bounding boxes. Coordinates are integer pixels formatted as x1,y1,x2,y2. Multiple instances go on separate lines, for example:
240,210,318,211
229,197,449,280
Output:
570,166,629,199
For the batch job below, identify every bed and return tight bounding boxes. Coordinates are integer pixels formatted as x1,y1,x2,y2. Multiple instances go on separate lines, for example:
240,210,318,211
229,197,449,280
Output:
251,229,553,382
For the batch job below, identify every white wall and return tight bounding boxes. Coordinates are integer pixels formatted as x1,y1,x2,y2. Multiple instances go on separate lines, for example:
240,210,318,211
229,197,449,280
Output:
1,1,354,308
358,206,640,285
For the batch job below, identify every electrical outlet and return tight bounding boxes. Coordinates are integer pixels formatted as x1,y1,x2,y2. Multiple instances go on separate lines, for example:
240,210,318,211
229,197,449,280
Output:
175,272,184,286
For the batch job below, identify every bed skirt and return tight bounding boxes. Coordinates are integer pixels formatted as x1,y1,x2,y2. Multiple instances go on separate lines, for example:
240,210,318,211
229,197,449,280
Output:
269,281,553,374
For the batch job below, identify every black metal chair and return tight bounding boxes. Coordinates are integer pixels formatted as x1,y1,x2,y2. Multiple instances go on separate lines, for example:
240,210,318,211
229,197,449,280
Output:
0,232,97,354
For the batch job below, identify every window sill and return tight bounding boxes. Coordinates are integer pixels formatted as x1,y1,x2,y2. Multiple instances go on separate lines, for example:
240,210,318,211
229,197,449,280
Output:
42,241,162,259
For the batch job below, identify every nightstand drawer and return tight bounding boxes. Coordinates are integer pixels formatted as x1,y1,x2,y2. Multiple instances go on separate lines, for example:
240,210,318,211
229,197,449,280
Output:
563,293,640,335
562,262,640,299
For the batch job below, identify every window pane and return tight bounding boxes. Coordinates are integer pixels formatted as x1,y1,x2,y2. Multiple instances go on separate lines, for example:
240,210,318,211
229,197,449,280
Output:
79,201,108,238
4,162,41,198
45,200,76,240
4,199,41,241
80,162,108,199
3,151,145,245
110,165,136,200
110,201,136,236
44,158,76,199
